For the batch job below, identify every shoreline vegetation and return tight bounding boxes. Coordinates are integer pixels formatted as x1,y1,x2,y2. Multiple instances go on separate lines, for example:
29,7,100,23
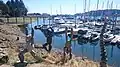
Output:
0,19,110,67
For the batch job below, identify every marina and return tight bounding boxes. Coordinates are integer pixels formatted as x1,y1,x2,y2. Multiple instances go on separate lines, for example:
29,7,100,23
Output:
1,0,120,67
26,17,120,66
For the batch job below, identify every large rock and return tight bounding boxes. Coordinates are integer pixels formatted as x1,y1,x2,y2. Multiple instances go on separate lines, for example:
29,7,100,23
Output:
0,48,9,64
0,19,4,25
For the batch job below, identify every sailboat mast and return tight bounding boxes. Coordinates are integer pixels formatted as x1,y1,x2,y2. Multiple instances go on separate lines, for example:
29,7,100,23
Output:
101,2,104,17
84,0,87,13
50,5,52,15
56,10,58,15
83,0,87,22
95,0,99,20
60,5,62,15
114,5,118,31
110,1,113,9
88,0,91,20
96,0,99,10
107,0,109,9
88,0,91,12
74,4,77,28
49,4,52,26
74,4,76,14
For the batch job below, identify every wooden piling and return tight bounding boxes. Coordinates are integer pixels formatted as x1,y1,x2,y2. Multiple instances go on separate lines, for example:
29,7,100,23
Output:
16,17,17,23
30,17,32,28
70,28,73,40
37,16,39,25
23,16,25,24
65,27,68,42
49,17,50,26
7,17,9,23
43,17,45,25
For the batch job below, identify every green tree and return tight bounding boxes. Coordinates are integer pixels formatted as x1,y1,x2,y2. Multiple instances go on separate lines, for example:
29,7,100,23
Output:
6,0,28,17
6,0,12,16
19,0,28,16
0,0,9,15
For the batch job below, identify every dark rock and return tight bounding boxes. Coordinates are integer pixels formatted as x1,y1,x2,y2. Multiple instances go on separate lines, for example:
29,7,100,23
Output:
0,48,9,64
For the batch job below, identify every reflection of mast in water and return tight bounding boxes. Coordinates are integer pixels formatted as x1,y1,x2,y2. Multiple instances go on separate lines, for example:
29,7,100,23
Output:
73,40,77,48
90,42,98,61
93,45,95,61
110,45,113,57
81,44,84,60
77,36,84,60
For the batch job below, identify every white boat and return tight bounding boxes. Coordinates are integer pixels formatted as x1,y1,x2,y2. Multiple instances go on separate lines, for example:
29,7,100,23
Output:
67,27,82,39
78,27,88,35
89,32,100,42
103,34,115,44
110,35,120,45
95,22,104,26
34,25,51,30
82,31,91,40
53,27,66,34
54,17,65,24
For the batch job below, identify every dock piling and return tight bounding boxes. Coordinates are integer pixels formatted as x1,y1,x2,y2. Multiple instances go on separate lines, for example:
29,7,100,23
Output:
16,17,17,23
7,17,9,23
23,16,25,24
37,17,39,25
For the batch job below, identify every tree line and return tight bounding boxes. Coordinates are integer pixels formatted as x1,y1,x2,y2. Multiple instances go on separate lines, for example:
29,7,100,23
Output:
0,0,28,17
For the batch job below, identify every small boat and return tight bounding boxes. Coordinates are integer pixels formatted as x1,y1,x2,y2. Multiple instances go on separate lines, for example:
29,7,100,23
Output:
54,17,65,24
68,28,81,39
78,28,88,35
117,38,120,49
68,33,78,40
103,34,115,45
95,22,104,28
53,27,66,34
34,25,42,29
110,35,120,45
89,32,100,43
82,31,91,40
77,36,88,44
34,25,51,30
116,38,120,45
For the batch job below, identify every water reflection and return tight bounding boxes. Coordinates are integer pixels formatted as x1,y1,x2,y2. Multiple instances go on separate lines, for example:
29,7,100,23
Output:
77,36,88,45
25,20,120,67
39,27,119,64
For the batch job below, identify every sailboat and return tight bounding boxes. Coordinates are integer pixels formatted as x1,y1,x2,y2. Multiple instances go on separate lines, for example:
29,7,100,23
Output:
67,4,82,40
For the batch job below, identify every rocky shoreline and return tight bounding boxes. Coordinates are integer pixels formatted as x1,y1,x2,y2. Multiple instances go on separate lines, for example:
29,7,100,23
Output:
0,23,110,67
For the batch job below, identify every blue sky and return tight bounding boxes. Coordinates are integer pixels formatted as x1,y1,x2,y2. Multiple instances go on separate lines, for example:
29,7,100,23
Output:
3,0,120,14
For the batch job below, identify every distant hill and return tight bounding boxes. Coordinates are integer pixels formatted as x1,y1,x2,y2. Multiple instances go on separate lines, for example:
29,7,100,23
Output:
76,9,120,17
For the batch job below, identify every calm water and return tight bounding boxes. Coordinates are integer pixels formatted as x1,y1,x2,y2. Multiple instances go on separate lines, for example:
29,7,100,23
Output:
27,19,120,67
